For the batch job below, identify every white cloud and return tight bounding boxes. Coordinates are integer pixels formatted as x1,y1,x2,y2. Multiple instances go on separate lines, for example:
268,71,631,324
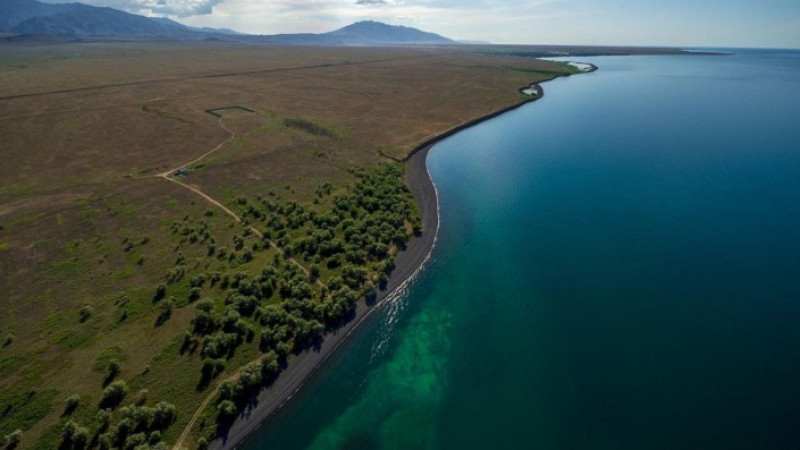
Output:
40,0,224,17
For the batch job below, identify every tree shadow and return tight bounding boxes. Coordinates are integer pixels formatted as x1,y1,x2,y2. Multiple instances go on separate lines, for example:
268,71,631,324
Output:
154,309,171,327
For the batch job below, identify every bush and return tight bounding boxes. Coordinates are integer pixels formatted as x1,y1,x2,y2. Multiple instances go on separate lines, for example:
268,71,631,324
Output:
78,305,93,323
188,287,202,302
153,284,166,301
135,389,148,405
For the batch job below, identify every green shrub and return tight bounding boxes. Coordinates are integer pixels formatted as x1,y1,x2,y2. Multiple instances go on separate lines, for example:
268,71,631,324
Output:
78,306,93,323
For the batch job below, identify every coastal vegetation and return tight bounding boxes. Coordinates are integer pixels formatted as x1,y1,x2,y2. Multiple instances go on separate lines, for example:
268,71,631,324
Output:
0,42,578,448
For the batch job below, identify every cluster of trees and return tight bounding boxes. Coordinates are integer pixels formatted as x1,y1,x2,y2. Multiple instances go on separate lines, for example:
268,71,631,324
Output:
188,164,420,437
165,215,268,277
94,401,176,449
215,351,280,422
187,258,326,385
58,377,178,449
79,163,420,447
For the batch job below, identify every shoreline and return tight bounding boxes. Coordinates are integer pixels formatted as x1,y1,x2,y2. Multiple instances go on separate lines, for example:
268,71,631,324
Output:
214,142,440,450
211,65,590,450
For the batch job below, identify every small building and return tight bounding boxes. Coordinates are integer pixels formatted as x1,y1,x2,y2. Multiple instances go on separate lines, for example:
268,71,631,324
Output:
174,168,189,176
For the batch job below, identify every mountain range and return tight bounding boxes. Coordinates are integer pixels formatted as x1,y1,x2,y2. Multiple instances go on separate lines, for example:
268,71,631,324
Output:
0,0,454,45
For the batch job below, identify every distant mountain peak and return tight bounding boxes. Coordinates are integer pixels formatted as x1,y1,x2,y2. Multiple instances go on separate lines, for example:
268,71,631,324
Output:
326,20,453,44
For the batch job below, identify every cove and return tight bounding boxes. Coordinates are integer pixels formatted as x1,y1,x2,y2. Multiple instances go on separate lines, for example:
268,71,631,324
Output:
243,49,800,449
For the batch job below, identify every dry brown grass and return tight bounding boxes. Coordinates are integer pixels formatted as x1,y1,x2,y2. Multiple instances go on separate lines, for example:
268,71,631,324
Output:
0,41,573,447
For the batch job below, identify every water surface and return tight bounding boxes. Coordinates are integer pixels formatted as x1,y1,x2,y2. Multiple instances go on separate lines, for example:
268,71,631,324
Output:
246,49,800,449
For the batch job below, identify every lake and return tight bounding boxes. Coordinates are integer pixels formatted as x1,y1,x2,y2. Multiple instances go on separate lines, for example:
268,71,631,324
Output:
243,49,800,449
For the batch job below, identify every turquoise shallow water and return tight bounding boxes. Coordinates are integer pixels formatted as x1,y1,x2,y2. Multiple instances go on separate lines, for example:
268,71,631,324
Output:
244,49,800,449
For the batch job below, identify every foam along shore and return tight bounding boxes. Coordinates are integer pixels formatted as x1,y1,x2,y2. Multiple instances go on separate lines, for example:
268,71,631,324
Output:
209,68,584,450
568,61,596,72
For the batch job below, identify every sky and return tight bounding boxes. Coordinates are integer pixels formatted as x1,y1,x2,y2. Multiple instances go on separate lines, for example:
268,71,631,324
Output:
40,0,800,48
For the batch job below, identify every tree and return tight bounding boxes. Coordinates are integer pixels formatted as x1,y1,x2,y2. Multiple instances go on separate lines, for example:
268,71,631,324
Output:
3,430,22,449
123,432,147,449
61,421,89,448
107,359,121,380
148,430,162,445
64,394,80,414
151,401,177,430
100,380,128,408
61,421,78,441
72,427,90,449
95,409,111,431
156,298,174,326
217,400,237,419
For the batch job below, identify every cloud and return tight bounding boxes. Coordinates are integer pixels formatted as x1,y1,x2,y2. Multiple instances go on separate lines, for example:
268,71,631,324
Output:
43,0,225,17
143,0,225,16
355,0,387,5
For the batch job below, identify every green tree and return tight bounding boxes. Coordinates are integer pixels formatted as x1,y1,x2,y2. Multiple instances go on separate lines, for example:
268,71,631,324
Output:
217,400,237,419
100,380,128,408
3,430,22,449
64,394,80,414
107,359,121,380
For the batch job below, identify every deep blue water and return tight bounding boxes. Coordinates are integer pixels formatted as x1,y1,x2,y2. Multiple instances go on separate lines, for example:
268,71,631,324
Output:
244,49,800,449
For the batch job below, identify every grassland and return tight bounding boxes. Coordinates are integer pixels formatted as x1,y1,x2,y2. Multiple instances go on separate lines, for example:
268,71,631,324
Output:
0,41,577,448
